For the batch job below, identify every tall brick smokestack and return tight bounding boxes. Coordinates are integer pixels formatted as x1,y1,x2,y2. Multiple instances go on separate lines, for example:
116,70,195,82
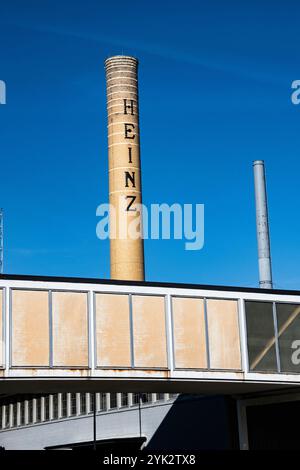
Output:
105,56,145,280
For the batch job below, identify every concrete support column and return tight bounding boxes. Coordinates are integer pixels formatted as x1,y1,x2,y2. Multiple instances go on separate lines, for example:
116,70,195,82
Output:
1,405,6,428
57,393,62,419
86,393,91,414
128,393,133,407
24,400,29,425
96,393,101,412
116,393,122,409
67,393,71,417
49,395,54,420
16,402,21,427
32,398,37,423
9,403,13,428
76,393,81,416
41,397,45,422
106,393,111,411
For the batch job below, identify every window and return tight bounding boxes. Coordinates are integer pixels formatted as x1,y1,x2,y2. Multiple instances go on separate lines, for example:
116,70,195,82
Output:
44,396,50,421
110,393,117,409
100,393,106,411
131,393,151,405
52,395,59,420
36,399,41,422
140,393,151,404
156,393,165,401
28,400,33,424
121,393,128,407
89,394,95,413
277,303,300,373
61,393,67,418
20,402,25,426
132,393,140,405
13,403,18,427
246,300,300,374
70,393,77,416
80,394,86,415
245,301,277,372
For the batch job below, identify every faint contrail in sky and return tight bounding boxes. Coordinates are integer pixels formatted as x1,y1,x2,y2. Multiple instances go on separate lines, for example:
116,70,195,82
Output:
2,20,287,86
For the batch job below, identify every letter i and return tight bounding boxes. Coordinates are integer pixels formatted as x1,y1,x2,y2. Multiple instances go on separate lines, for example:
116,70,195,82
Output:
128,147,132,164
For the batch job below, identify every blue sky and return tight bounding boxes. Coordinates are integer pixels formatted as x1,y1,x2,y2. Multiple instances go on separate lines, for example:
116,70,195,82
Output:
0,0,299,288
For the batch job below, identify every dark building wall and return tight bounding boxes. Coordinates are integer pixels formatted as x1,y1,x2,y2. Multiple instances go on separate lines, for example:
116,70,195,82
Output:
147,395,239,450
247,400,300,450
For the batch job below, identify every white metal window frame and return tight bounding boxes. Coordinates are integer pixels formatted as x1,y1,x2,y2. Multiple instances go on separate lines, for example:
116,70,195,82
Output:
1,278,300,386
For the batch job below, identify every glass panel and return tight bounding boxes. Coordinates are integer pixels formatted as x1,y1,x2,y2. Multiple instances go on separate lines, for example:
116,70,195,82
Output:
13,403,18,427
52,395,58,420
172,297,207,369
121,393,128,408
36,399,41,422
277,303,300,373
80,394,86,415
61,393,67,418
52,292,88,367
206,299,241,370
140,393,151,404
11,290,49,366
89,394,95,413
156,393,165,401
96,294,131,367
44,396,50,421
20,403,24,426
132,393,139,405
100,393,106,411
132,296,167,368
245,301,278,372
129,393,152,405
110,393,117,409
70,393,77,416
28,401,33,424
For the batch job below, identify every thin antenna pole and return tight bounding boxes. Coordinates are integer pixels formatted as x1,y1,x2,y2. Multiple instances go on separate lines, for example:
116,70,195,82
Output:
0,209,3,274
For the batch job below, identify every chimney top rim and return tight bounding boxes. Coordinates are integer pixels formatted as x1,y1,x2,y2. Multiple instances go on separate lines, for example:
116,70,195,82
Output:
105,55,138,64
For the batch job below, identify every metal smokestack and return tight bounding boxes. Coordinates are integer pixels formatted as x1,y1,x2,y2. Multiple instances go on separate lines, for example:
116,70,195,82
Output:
105,56,145,281
253,160,273,289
